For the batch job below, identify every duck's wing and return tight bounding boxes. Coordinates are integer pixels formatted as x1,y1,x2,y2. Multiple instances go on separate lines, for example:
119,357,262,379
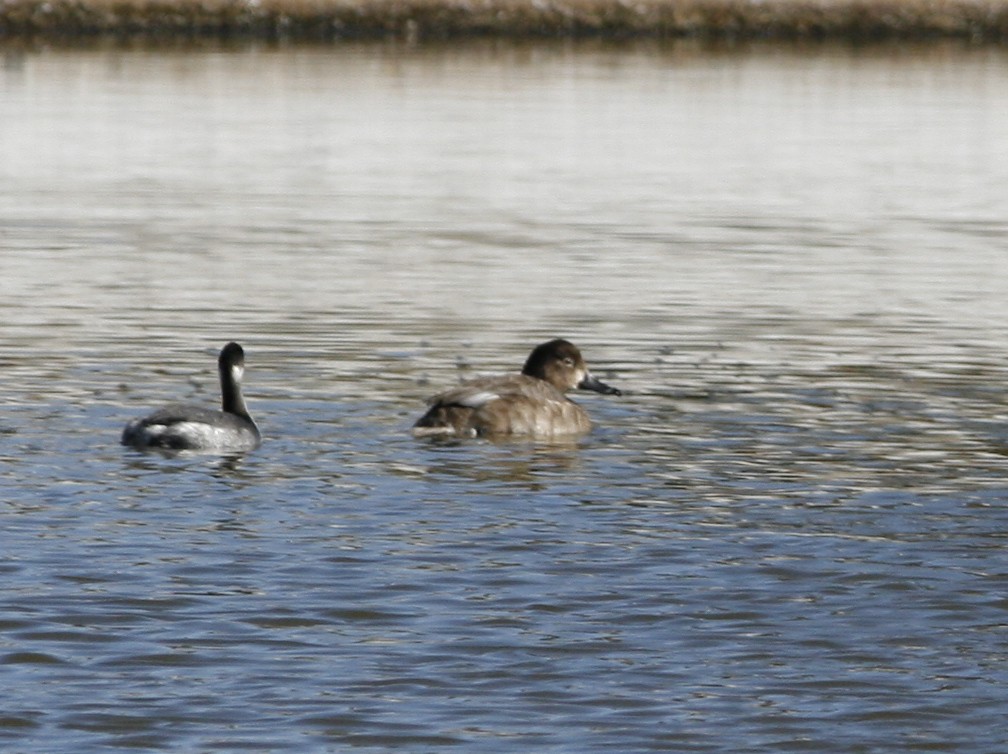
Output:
413,375,524,437
128,404,229,428
425,374,560,408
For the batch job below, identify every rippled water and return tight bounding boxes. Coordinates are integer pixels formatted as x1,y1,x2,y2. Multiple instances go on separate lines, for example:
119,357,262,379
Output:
2,40,1008,752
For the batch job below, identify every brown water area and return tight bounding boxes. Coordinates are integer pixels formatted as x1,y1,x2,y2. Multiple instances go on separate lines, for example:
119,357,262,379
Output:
2,0,1008,43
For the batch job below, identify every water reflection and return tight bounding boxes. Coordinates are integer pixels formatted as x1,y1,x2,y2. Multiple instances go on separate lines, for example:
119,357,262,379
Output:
414,439,585,484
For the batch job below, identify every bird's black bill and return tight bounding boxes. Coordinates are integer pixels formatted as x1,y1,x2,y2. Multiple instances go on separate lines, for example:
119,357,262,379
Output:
578,373,621,396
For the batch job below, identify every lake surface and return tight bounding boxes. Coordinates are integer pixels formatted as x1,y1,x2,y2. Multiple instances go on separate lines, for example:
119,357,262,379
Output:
2,40,1008,752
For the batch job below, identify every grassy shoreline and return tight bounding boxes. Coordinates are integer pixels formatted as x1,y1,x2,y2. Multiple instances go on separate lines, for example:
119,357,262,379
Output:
1,0,1007,43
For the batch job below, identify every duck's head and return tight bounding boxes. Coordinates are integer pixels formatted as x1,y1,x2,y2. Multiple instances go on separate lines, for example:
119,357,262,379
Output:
218,341,246,383
522,338,621,396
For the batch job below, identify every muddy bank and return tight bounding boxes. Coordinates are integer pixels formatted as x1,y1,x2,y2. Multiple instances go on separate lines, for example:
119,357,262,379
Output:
1,0,1007,43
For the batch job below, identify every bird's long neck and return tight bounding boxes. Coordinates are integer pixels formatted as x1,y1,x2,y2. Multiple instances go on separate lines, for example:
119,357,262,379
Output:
220,365,250,418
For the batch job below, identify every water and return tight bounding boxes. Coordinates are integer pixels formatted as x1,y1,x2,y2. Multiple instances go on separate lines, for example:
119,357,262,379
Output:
2,40,1008,752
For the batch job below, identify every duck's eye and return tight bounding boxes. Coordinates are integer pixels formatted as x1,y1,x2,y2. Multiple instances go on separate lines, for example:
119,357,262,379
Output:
562,357,575,367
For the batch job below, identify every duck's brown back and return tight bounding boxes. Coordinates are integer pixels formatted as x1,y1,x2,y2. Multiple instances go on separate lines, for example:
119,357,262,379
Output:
413,374,591,437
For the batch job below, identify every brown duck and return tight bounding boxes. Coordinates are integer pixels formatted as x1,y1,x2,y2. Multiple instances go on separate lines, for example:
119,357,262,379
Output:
413,338,621,438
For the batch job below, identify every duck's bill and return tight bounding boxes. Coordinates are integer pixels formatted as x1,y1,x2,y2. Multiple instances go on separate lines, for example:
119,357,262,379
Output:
578,373,622,396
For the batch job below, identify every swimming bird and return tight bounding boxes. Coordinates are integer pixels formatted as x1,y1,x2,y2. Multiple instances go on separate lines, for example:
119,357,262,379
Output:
413,338,620,438
121,342,261,452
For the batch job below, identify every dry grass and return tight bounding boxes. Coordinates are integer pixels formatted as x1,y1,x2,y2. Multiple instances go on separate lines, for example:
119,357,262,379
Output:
2,0,1007,42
